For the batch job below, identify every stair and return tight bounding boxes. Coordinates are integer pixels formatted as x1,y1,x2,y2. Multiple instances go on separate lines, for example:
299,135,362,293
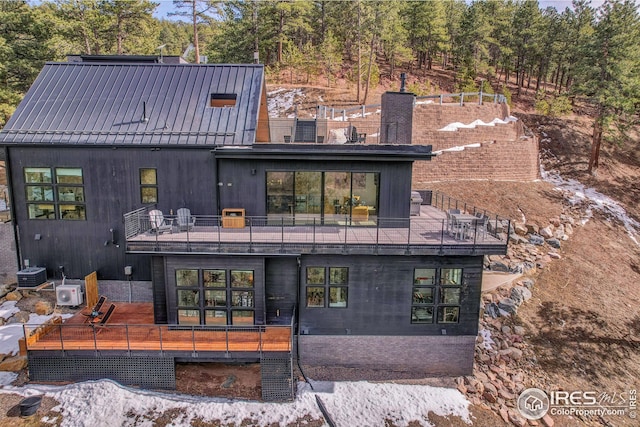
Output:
261,355,294,401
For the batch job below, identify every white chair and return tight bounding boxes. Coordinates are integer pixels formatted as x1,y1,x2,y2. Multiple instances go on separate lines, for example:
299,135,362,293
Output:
149,209,173,234
176,208,196,232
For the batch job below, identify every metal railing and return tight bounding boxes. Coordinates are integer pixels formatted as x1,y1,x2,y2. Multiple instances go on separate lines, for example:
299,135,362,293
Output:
124,207,510,256
315,91,507,120
23,315,295,358
430,191,512,237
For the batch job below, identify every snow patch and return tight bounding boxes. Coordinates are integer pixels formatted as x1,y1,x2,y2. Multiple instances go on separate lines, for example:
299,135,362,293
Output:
439,116,518,132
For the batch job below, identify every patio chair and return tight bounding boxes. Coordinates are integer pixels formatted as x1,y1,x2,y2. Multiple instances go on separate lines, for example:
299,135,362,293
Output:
90,303,116,330
83,295,106,323
176,207,196,232
149,209,173,234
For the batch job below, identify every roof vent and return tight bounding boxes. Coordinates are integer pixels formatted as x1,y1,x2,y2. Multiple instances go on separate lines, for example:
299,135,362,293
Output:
142,101,149,122
400,73,407,93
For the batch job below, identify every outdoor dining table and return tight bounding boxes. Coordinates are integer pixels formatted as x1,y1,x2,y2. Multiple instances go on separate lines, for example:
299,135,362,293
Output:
450,213,477,240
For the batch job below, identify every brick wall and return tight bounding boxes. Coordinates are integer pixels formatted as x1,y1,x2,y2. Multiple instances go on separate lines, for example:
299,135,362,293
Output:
0,223,18,285
299,334,475,378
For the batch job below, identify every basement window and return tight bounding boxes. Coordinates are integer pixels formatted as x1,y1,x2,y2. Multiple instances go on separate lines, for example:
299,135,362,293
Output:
210,93,237,108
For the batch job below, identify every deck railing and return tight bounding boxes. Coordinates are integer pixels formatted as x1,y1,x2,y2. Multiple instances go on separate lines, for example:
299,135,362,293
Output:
23,320,293,357
430,191,512,237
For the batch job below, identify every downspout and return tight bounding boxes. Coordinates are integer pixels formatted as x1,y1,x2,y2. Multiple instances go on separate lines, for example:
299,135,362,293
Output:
3,147,22,270
295,255,313,389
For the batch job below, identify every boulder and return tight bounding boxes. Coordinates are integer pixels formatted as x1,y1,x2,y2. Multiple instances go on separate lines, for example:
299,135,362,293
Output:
539,226,554,239
514,223,528,236
546,238,561,249
0,284,12,299
529,235,545,246
501,325,512,335
34,300,54,316
541,414,555,427
509,410,527,427
490,261,511,272
8,311,30,324
525,223,539,234
564,223,574,235
508,348,523,361
0,355,28,372
485,303,501,318
521,279,535,289
510,234,529,245
548,251,561,260
498,299,518,315
513,286,532,302
5,291,22,302
513,326,526,336
510,288,524,305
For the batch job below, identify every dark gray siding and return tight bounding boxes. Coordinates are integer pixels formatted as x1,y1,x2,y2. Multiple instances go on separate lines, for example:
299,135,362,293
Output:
7,146,218,280
298,255,483,336
217,158,413,218
152,256,168,323
264,257,298,323
163,255,265,325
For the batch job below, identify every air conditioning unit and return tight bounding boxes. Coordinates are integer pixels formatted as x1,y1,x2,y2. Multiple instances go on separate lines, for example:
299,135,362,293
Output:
56,284,84,306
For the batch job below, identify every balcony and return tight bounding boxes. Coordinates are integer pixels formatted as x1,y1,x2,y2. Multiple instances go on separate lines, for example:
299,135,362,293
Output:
124,194,510,257
23,303,293,359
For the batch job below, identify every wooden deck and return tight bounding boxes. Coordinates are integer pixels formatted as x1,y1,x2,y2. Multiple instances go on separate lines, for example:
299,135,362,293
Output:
25,303,292,354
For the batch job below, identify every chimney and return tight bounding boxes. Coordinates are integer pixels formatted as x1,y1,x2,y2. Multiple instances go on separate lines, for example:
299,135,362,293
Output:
380,74,415,145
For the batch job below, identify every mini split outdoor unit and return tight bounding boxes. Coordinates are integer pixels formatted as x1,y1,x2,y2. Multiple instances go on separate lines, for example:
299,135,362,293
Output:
56,284,84,306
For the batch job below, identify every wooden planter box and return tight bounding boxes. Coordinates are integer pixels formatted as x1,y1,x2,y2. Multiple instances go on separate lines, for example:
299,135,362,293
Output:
222,208,245,228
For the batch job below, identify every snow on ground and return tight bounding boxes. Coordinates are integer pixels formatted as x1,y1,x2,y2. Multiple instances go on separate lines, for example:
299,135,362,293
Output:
540,165,640,246
438,116,518,132
0,378,470,427
432,142,483,155
0,300,471,426
267,88,303,118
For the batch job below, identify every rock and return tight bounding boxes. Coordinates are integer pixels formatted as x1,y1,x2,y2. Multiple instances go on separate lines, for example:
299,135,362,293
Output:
539,226,554,239
513,286,532,302
509,348,523,361
0,355,28,372
548,251,561,259
549,217,561,227
5,291,22,302
541,414,555,427
513,326,526,336
0,318,4,326
8,311,30,324
510,288,524,305
510,234,529,245
490,261,510,272
502,325,512,335
525,223,539,234
499,405,510,423
546,238,561,248
514,223,528,236
34,300,54,315
485,303,500,318
529,235,544,245
564,223,574,235
483,390,498,403
498,298,518,314
509,410,527,427
475,371,489,382
553,225,565,239
0,284,12,299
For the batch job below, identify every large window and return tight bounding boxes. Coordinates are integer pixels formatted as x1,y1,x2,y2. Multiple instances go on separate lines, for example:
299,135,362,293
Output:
306,266,348,308
266,171,379,223
25,167,86,220
140,168,158,204
175,268,255,325
411,268,462,324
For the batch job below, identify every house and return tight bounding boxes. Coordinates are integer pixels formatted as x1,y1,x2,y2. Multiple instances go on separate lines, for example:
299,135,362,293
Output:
0,56,510,400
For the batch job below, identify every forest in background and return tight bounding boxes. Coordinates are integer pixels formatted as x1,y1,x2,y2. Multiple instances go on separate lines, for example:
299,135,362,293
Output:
1,0,638,172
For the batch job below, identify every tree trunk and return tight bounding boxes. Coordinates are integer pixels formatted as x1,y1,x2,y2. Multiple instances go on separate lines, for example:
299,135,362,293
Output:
356,0,361,104
588,111,603,174
193,1,200,64
277,10,284,63
363,35,376,105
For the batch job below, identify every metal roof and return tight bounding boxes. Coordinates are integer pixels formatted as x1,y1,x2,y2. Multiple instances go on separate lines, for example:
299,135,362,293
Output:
0,63,265,146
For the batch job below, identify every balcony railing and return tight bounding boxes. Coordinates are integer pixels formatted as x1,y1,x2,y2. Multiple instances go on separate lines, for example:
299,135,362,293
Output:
24,315,294,358
124,200,510,256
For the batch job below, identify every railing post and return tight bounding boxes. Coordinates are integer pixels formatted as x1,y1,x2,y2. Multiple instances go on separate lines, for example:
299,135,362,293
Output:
460,93,464,106
192,327,197,357
159,326,163,357
259,326,263,356
281,217,285,252
361,105,365,118
440,219,445,253
342,109,346,121
312,218,316,252
248,217,253,253
439,94,443,105
225,325,230,356
343,215,348,253
186,223,191,252
126,325,131,355
331,108,335,120
217,215,221,251
375,218,380,254
406,218,411,254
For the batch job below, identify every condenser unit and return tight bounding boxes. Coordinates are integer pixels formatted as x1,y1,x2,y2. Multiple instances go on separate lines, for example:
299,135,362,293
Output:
56,284,84,306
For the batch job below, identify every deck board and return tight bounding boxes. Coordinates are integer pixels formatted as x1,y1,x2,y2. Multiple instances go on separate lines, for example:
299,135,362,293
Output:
26,303,291,353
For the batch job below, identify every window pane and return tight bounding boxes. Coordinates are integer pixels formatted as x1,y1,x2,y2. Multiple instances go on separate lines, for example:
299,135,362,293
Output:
26,186,54,202
329,267,348,285
28,204,55,219
230,270,254,288
58,187,84,202
306,286,324,307
306,267,325,284
141,187,158,204
412,306,433,323
59,204,86,220
438,306,459,323
25,168,52,184
324,171,351,217
231,290,254,307
266,171,294,215
441,269,462,285
177,290,199,307
56,168,83,184
205,310,227,325
329,287,348,307
178,309,200,325
205,290,227,307
232,310,254,325
440,288,461,305
294,171,322,215
412,288,434,304
352,173,378,221
140,168,157,185
414,268,436,285
204,270,226,287
176,269,198,287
